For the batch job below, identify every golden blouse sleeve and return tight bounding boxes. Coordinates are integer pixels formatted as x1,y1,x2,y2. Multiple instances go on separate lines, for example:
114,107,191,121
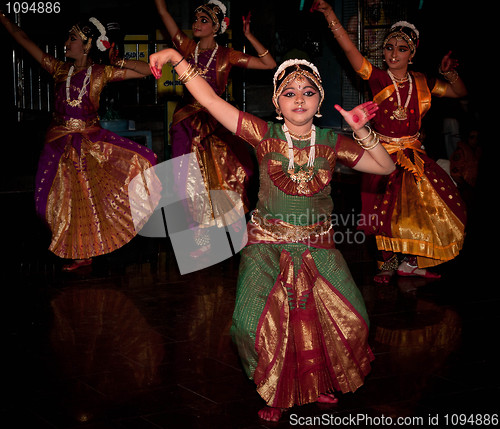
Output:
355,57,373,81
431,79,449,97
228,48,251,68
334,134,364,168
105,65,127,82
236,111,269,148
41,53,67,81
172,30,196,57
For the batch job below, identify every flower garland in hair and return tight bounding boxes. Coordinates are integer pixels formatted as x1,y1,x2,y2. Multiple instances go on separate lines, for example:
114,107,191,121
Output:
390,20,419,38
208,0,229,33
89,17,111,51
208,0,227,16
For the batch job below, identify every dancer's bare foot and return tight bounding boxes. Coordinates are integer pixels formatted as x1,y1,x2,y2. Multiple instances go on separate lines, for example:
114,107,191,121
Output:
258,406,283,422
317,393,339,404
397,261,441,279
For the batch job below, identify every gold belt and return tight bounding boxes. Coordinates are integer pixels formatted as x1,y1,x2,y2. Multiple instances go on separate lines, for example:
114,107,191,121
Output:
377,132,420,149
376,132,425,180
250,209,332,243
53,116,100,131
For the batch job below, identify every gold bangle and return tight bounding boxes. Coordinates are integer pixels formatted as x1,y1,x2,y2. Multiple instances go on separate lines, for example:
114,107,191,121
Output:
328,19,340,28
353,127,380,150
361,135,380,150
439,67,459,84
258,49,269,58
353,126,373,142
177,64,193,82
178,64,200,84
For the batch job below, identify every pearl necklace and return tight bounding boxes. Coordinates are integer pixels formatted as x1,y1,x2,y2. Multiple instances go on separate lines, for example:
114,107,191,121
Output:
66,65,92,107
283,124,316,194
387,70,412,121
194,42,218,76
283,124,316,170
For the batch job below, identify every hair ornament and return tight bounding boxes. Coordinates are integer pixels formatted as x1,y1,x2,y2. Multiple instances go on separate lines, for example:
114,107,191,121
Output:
208,0,227,16
89,17,111,51
196,0,229,35
272,59,324,115
273,59,321,85
390,21,419,39
384,20,419,56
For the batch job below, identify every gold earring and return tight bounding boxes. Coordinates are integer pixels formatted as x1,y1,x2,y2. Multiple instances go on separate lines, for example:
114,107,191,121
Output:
275,108,283,120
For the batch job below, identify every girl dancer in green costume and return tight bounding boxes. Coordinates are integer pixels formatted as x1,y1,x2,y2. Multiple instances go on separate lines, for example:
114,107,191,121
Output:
150,50,395,421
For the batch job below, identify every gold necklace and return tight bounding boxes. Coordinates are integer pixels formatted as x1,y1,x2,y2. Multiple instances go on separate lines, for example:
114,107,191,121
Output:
287,129,312,141
387,70,413,121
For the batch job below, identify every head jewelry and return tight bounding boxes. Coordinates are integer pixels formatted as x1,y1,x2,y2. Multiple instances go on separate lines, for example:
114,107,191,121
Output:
384,21,419,56
195,0,229,35
272,59,324,118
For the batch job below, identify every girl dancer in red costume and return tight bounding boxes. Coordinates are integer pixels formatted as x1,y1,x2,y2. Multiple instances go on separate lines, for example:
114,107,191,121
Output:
313,0,467,283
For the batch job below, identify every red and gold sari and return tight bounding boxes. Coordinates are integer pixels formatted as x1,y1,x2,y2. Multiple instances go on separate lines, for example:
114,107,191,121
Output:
356,58,466,268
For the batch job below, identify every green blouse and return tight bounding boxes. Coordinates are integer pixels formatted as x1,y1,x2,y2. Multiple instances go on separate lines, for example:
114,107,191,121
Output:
236,111,364,226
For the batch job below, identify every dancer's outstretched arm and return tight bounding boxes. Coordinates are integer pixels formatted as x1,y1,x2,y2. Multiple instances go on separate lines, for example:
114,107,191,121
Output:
150,48,240,134
154,0,180,39
1,11,44,63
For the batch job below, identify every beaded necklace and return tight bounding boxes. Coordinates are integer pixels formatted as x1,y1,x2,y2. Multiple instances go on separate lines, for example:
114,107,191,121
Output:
66,65,92,107
194,42,218,76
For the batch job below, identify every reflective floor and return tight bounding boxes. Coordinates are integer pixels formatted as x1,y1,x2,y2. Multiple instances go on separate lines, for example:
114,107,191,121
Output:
2,178,497,429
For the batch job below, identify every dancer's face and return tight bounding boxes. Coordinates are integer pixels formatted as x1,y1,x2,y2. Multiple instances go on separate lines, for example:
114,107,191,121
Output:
64,30,87,60
192,11,216,38
278,77,320,128
384,37,412,71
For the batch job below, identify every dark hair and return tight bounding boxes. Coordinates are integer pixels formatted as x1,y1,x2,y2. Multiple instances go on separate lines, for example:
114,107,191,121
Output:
194,1,227,36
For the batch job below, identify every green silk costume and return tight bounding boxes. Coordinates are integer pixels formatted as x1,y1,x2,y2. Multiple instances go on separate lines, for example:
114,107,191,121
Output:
230,111,374,408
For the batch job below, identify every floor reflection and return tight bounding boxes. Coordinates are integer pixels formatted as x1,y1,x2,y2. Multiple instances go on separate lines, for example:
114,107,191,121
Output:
3,188,497,428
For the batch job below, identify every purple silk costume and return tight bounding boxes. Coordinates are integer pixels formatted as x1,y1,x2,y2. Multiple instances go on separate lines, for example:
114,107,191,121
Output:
35,54,158,259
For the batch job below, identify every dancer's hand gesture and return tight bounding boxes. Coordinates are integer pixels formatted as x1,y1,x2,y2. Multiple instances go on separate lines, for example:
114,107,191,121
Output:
335,101,378,131
440,50,459,73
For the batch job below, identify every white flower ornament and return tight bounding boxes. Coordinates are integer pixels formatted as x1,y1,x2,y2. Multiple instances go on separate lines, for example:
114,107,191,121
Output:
89,17,111,51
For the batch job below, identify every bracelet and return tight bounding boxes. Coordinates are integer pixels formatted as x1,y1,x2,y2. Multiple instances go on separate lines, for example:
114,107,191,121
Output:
439,67,459,84
352,126,373,142
116,58,125,69
258,49,269,58
361,134,380,150
172,57,184,68
328,19,341,29
353,127,380,150
178,64,200,84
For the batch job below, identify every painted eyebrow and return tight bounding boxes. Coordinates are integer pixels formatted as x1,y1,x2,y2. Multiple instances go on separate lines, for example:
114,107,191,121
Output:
194,12,212,21
281,85,317,92
384,42,409,49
